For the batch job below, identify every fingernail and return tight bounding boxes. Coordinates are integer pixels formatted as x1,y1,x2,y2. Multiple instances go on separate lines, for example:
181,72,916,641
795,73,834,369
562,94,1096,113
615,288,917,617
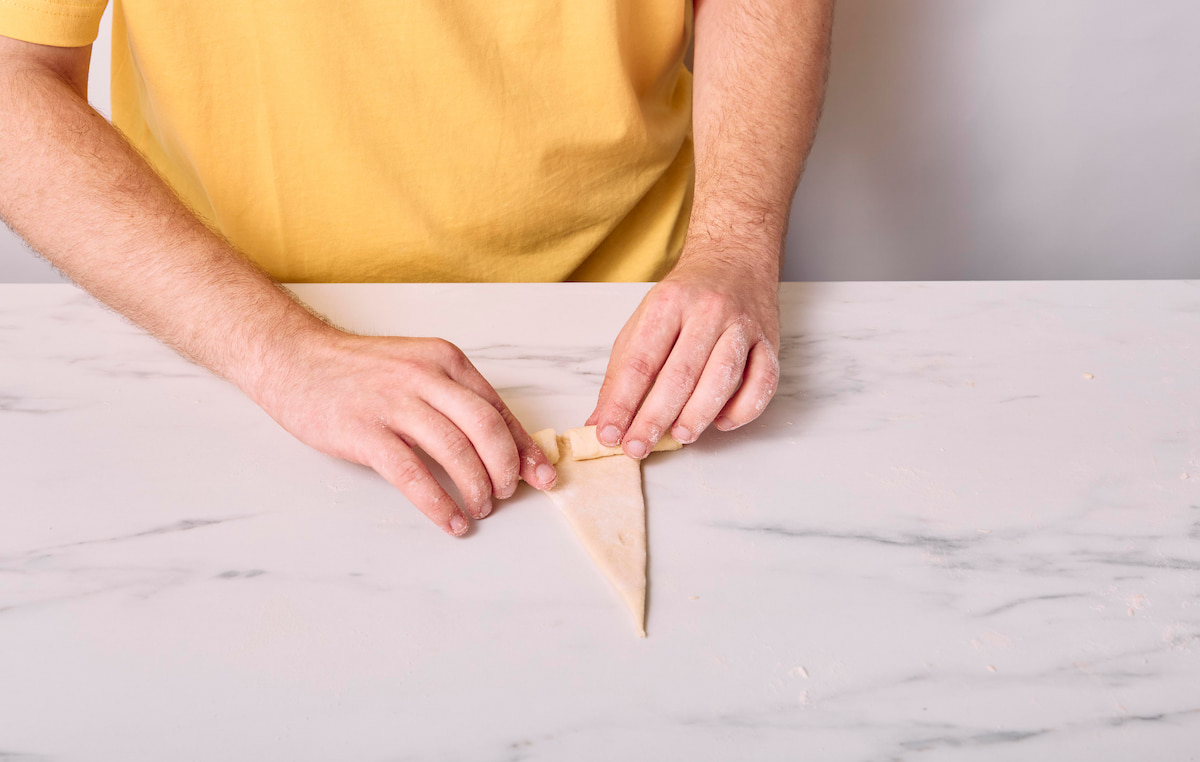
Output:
599,425,621,446
536,463,557,487
450,513,469,535
715,416,734,431
625,440,648,459
478,499,493,519
672,425,693,444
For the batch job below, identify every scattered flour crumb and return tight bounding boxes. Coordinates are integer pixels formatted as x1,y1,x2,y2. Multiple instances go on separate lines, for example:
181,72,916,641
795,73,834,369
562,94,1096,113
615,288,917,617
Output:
1126,594,1148,616
987,665,997,673
688,595,700,601
1083,373,1094,380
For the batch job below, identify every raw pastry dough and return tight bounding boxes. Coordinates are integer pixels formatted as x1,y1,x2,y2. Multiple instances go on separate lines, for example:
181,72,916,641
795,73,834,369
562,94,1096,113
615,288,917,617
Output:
531,428,560,464
544,432,648,637
562,425,681,461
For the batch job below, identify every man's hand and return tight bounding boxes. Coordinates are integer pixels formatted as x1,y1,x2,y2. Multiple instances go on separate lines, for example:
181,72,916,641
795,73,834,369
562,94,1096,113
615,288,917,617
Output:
587,244,780,456
1,36,556,536
587,0,831,455
250,329,558,537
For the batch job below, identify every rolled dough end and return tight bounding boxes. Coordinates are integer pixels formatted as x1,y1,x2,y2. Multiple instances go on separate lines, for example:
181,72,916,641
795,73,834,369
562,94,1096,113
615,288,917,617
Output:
563,425,682,461
651,435,683,454
531,428,560,465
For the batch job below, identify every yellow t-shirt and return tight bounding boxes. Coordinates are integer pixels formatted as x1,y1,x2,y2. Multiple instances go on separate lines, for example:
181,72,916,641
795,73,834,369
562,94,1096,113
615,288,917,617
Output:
0,1,694,282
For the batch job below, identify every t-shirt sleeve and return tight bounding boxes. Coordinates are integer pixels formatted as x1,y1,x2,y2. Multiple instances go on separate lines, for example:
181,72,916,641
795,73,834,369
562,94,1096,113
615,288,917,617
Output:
0,0,108,47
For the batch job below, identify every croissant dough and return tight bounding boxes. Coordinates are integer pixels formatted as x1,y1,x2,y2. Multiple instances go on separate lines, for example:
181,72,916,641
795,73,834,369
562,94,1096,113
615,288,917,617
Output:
543,434,648,637
562,425,681,461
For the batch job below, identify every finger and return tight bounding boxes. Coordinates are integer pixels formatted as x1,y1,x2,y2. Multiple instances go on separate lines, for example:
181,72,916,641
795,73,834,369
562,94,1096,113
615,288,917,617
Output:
670,327,752,443
417,380,518,508
621,320,722,458
366,429,470,537
400,399,497,520
438,358,556,492
592,307,682,447
714,340,780,431
586,313,640,427
500,404,558,490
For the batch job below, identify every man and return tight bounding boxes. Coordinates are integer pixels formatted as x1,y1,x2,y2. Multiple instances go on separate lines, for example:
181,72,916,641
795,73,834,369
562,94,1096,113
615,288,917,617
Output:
0,1,832,536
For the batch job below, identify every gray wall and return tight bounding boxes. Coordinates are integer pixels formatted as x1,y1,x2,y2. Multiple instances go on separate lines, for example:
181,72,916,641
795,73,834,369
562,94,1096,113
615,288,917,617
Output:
787,0,1200,280
3,0,1198,283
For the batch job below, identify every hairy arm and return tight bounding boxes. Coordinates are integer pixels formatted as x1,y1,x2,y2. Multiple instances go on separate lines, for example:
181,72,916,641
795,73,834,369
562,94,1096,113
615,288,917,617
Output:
589,0,833,453
0,35,556,534
690,0,832,260
0,39,315,388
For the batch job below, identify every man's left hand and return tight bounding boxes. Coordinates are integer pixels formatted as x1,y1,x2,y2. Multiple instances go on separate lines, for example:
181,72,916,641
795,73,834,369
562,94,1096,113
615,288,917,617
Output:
586,243,781,457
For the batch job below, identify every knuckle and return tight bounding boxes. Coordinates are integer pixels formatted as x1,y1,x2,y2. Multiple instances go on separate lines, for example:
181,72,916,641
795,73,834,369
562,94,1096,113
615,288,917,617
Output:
472,409,497,434
392,356,424,376
382,452,425,490
418,491,455,524
644,294,683,326
763,364,781,392
757,352,781,393
425,337,466,367
475,408,511,444
393,357,436,381
494,400,517,425
731,314,757,334
715,358,745,389
653,279,686,303
605,399,636,426
497,454,521,493
444,432,477,463
655,373,696,414
697,291,729,314
625,354,657,383
672,359,704,388
464,477,490,505
450,352,474,376
639,416,670,442
426,336,456,354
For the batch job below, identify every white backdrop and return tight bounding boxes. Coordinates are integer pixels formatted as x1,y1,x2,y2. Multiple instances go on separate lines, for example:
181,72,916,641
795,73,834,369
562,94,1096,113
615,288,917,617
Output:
2,0,1198,283
788,0,1200,280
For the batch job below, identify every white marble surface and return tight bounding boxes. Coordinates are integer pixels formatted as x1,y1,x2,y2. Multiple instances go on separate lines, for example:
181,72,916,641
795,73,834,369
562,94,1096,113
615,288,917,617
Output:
1,281,1198,760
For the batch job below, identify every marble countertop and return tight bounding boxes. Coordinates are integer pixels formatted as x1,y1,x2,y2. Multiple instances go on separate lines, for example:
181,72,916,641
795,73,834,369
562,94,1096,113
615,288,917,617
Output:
1,282,1198,760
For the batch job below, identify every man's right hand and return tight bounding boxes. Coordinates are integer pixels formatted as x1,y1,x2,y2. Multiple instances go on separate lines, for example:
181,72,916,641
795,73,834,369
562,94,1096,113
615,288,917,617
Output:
247,329,559,537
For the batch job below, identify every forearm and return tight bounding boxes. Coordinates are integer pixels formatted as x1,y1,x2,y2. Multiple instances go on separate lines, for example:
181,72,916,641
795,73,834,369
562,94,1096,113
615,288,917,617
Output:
689,0,833,269
0,38,558,532
0,54,331,398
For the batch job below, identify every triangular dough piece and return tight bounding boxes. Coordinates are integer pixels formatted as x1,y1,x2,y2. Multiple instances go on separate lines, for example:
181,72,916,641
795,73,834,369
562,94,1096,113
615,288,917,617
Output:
544,435,647,637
